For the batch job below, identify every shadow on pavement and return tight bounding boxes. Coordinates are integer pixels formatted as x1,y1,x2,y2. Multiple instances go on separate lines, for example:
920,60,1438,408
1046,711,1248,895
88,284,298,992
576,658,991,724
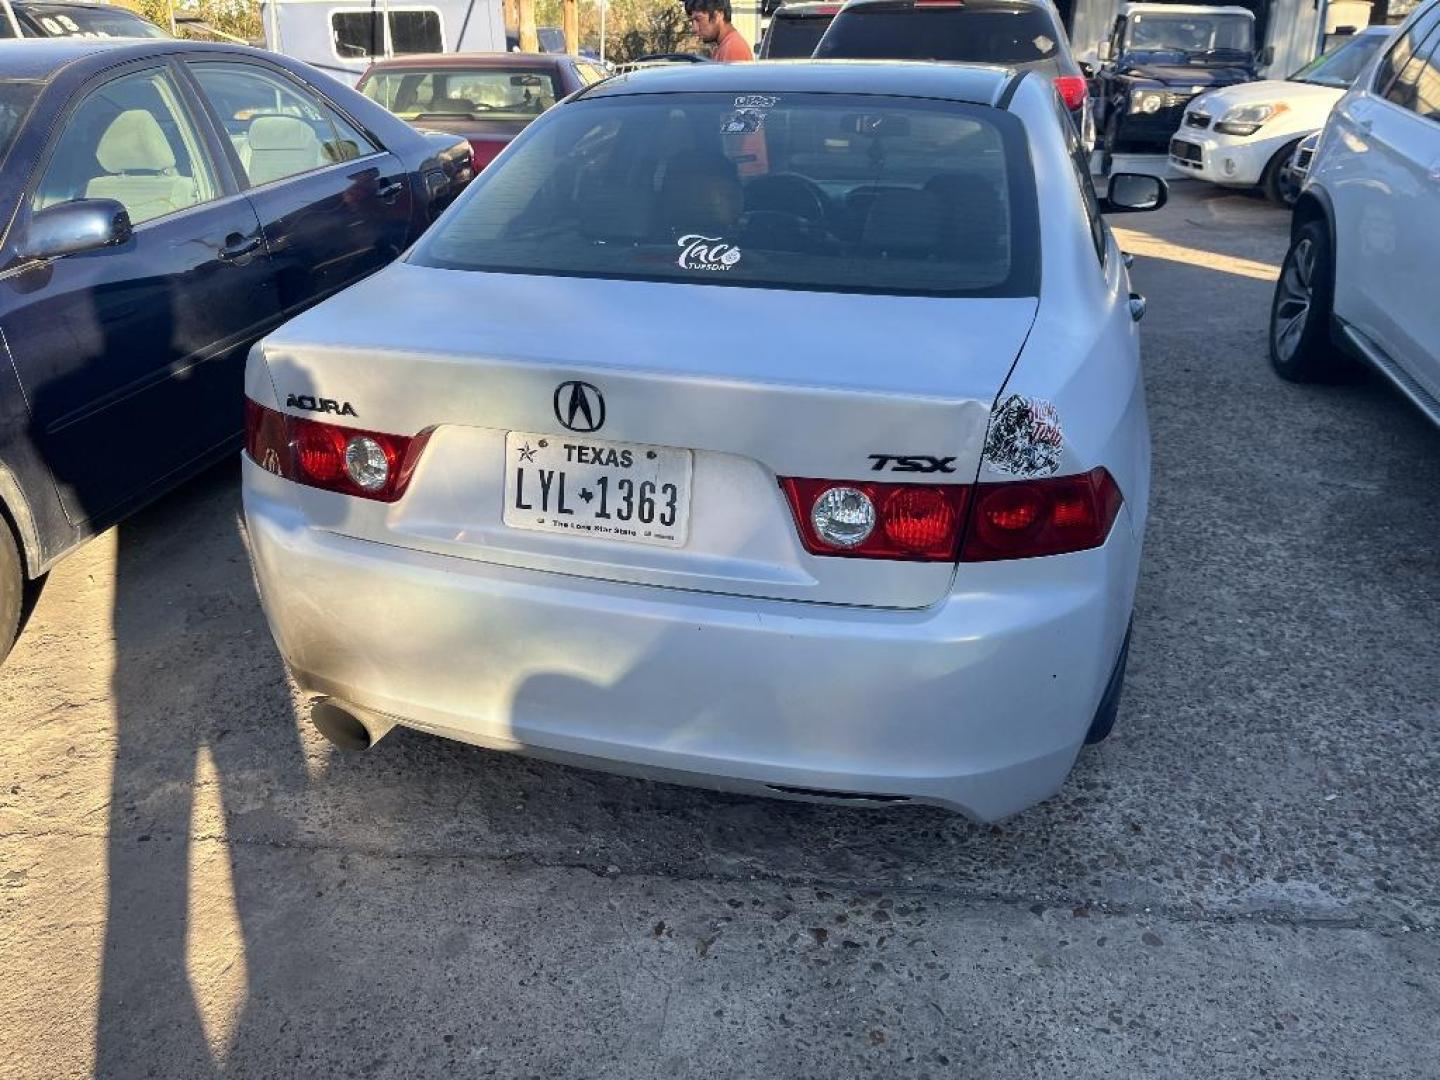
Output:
89,464,313,1077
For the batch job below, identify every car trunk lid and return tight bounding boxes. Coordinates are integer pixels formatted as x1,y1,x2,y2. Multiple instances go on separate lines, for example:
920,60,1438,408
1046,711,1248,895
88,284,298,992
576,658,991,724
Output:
259,262,1038,608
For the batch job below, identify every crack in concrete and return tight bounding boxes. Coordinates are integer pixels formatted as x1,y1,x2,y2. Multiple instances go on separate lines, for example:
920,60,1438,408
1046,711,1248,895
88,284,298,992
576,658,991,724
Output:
4,822,1433,935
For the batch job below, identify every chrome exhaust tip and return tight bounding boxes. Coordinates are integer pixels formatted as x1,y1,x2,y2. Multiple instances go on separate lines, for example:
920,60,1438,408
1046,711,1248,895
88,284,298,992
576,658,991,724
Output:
310,698,395,751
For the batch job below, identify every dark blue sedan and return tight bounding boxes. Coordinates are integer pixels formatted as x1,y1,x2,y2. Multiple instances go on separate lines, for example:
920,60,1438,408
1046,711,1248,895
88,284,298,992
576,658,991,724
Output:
0,39,473,661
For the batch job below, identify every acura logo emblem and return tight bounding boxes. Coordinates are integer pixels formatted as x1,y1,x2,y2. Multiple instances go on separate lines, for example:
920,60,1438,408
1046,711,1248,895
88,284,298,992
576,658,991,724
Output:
554,380,605,433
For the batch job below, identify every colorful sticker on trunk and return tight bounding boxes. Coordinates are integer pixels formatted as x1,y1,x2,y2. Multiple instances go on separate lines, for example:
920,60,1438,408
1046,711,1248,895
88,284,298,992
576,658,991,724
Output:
983,395,1064,477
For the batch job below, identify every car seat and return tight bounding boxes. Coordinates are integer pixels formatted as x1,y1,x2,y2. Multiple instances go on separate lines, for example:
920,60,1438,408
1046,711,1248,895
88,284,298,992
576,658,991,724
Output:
859,189,944,259
923,171,1007,258
658,150,743,237
241,115,325,186
84,109,199,225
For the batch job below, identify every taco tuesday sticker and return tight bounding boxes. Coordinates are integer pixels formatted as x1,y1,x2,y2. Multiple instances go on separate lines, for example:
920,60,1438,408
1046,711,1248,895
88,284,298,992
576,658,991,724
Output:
677,234,742,271
983,394,1064,477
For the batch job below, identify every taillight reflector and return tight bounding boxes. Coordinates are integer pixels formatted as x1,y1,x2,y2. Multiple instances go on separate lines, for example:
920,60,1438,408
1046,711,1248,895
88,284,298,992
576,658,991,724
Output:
780,478,969,561
244,398,428,503
1053,75,1089,112
960,467,1123,562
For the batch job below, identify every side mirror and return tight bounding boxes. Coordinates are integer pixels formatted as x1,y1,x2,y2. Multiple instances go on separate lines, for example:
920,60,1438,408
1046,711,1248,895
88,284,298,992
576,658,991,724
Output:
20,199,132,261
1259,45,1275,67
1097,41,1113,62
761,0,785,14
1101,172,1168,214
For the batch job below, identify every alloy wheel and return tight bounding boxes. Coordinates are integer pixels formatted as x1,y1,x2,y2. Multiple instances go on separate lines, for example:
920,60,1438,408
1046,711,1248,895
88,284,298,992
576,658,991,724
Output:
1272,237,1314,363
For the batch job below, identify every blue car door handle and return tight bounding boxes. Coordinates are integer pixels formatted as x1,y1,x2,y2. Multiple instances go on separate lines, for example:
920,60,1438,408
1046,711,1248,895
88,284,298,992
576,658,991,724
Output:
377,180,405,202
219,233,263,260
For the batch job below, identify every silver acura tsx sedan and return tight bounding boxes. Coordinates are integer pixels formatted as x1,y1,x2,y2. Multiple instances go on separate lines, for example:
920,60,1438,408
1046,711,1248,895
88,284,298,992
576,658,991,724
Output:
242,61,1166,821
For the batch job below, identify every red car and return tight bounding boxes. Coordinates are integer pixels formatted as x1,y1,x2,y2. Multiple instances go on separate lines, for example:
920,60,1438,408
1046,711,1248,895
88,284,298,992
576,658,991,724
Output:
356,53,609,170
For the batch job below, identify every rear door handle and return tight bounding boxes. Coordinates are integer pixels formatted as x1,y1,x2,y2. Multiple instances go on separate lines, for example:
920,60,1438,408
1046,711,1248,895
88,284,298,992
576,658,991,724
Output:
377,180,405,202
1430,158,1440,183
219,233,263,260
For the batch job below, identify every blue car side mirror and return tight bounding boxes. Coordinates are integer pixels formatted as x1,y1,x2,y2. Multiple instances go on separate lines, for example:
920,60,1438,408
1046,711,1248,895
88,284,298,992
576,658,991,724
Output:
20,199,133,262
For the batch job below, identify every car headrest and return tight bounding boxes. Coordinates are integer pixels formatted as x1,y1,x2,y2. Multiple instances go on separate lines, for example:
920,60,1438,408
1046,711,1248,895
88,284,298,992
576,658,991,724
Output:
95,109,176,174
659,151,742,235
247,115,320,152
860,189,944,259
578,183,653,244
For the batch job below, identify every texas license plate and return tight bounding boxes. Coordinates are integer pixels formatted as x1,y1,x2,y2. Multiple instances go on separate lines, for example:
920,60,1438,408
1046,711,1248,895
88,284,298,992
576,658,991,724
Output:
502,431,692,547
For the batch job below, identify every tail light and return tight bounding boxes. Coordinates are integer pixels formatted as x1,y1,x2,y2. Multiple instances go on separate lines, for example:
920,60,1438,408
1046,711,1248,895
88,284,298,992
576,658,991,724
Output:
245,399,429,503
780,478,969,561
1054,76,1089,112
779,468,1123,563
961,468,1123,562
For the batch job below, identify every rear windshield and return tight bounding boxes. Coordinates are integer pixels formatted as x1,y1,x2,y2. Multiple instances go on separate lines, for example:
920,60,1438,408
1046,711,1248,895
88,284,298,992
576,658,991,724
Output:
410,92,1038,297
362,69,560,121
814,5,1062,64
18,4,168,37
762,14,834,58
0,82,39,166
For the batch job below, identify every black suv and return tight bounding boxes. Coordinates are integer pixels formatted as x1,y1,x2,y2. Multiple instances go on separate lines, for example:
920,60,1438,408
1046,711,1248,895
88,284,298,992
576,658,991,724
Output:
1094,2,1264,172
814,0,1093,146
0,0,168,38
758,1,839,59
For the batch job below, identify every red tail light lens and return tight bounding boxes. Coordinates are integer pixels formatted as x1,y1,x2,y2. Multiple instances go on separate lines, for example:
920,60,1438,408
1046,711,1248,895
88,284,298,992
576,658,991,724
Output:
780,478,969,561
780,469,1123,563
961,467,1123,562
245,398,428,503
1053,75,1089,111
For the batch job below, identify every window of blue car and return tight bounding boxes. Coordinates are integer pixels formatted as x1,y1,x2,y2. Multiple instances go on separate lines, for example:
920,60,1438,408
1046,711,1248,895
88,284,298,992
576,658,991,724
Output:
412,93,1039,298
188,63,377,187
0,82,40,168
33,68,216,226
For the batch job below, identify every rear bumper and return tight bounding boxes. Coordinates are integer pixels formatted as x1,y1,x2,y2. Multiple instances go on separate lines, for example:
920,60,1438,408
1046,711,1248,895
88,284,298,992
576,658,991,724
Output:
243,460,1140,822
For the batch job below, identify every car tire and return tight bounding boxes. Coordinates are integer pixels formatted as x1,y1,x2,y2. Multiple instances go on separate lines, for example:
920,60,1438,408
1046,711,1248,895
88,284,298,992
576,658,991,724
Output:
0,519,22,667
1269,219,1356,382
1261,138,1303,206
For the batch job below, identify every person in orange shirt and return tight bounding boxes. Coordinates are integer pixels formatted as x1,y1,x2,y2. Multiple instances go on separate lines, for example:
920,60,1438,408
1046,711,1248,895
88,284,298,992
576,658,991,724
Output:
686,0,754,61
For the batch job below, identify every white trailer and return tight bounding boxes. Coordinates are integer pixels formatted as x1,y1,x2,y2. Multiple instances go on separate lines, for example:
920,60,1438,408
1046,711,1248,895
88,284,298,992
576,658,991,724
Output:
260,0,506,86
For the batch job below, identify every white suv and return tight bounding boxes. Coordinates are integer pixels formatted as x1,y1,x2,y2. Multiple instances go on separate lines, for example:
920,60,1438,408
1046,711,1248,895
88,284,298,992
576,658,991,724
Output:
1269,0,1440,426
